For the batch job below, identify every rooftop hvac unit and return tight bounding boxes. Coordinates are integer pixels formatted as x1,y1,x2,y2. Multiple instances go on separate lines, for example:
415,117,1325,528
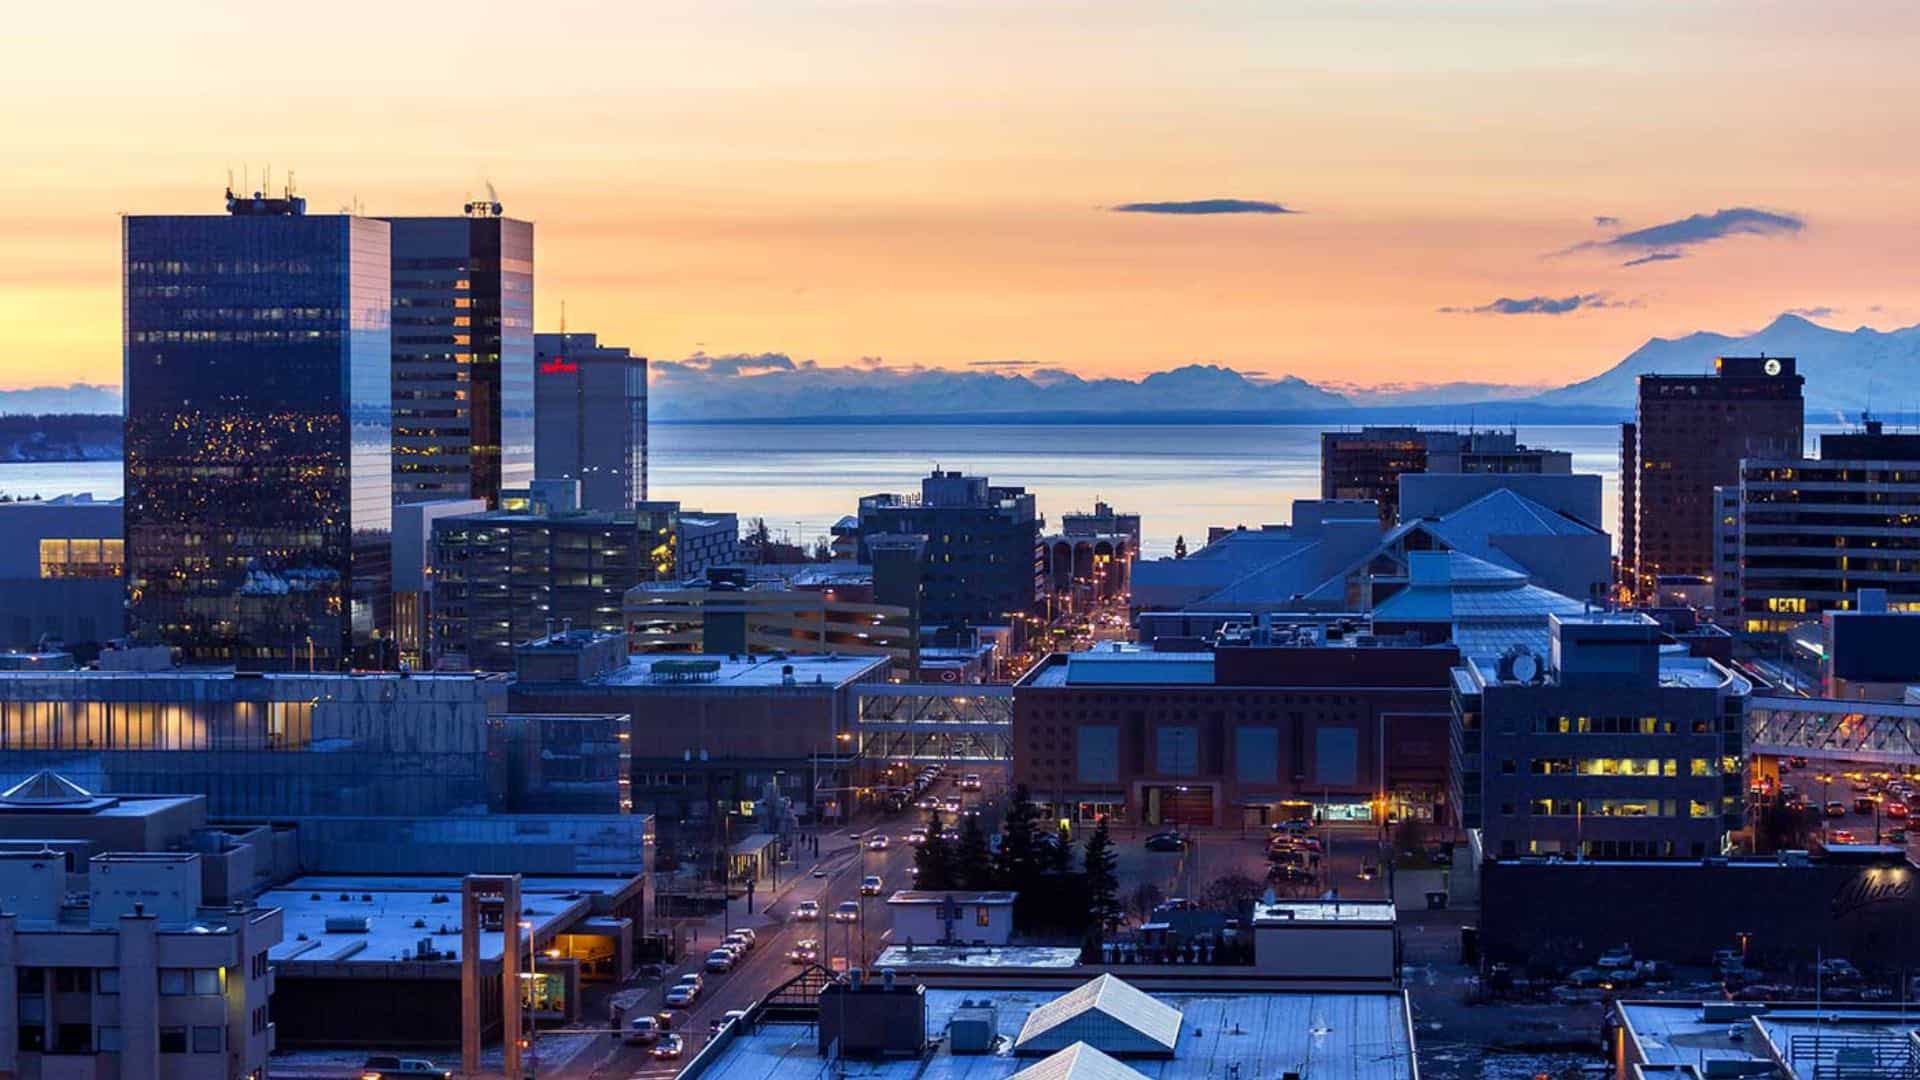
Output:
323,916,370,934
949,1001,998,1054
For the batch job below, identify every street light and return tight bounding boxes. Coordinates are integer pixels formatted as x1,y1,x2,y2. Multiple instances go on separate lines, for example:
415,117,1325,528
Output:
518,919,539,1080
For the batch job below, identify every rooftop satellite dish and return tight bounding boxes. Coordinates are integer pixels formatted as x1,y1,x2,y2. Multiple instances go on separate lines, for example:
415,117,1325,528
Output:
1512,652,1539,684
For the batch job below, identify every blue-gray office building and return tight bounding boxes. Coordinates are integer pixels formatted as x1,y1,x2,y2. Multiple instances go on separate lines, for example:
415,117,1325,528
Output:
122,188,393,669
386,207,535,507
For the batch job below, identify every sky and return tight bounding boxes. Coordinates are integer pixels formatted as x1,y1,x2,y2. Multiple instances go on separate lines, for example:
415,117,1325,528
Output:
6,0,1920,391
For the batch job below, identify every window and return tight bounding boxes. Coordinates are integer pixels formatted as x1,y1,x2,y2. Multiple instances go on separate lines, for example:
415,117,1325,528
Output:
193,1026,223,1053
159,969,189,995
159,1027,188,1053
97,1026,121,1052
976,906,991,927
52,968,91,993
1500,759,1516,774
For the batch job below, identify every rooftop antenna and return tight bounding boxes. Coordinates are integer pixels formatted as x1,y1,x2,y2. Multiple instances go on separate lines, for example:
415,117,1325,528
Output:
559,299,567,337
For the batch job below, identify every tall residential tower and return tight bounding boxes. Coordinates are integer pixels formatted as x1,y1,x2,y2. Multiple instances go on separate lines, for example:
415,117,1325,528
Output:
385,206,534,507
123,188,393,669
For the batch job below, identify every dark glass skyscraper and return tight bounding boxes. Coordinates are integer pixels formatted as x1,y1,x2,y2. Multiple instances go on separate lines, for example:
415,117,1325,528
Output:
123,190,393,670
386,210,534,507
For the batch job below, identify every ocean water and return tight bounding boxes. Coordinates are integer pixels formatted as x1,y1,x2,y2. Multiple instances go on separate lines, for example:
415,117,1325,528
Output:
0,421,1802,558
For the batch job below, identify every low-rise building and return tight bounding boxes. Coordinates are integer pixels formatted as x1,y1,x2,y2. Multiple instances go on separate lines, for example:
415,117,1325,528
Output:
1250,899,1397,985
698,973,1418,1080
887,890,1018,947
1613,999,1920,1080
0,494,123,653
627,564,918,672
507,634,890,827
1014,628,1460,828
1453,612,1749,861
0,849,281,1079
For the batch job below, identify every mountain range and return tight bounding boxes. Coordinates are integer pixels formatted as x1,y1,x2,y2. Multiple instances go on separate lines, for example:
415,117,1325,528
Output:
6,313,1912,423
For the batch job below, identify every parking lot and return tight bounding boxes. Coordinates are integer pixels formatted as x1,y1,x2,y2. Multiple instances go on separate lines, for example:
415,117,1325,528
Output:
1761,755,1920,848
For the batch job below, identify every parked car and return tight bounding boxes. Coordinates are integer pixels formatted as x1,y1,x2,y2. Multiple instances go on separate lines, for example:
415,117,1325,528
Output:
1596,946,1635,969
832,900,861,923
1819,957,1861,982
730,927,757,950
788,938,819,964
622,1015,662,1046
1565,967,1607,988
1144,832,1186,852
705,948,736,972
1890,802,1911,819
650,1034,685,1061
794,899,821,921
664,983,698,1008
861,875,884,896
362,1056,453,1080
1826,801,1848,818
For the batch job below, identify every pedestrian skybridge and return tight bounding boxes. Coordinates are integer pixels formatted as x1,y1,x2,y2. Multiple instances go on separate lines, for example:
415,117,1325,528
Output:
853,683,1013,762
1747,696,1920,766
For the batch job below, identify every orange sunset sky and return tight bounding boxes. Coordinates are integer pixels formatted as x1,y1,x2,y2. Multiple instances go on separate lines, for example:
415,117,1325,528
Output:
6,0,1920,392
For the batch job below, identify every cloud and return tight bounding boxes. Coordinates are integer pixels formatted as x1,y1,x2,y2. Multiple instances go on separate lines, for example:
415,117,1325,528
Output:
1110,198,1297,215
1592,215,1620,227
968,359,1043,369
1622,251,1686,267
1600,206,1803,251
1439,293,1632,316
672,352,799,377
1786,306,1837,319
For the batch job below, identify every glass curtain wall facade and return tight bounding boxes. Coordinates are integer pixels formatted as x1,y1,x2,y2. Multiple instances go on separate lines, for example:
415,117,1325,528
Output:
0,671,503,817
388,216,534,507
123,212,393,669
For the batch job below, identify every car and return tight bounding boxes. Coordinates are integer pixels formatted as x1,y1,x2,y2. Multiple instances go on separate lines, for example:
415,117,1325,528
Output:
939,827,959,842
905,829,928,846
811,865,828,878
730,927,757,949
788,938,819,964
664,983,698,1008
1789,756,1809,768
1267,864,1314,884
362,1056,453,1080
1890,802,1911,819
962,773,982,791
1832,829,1858,844
1855,797,1879,814
1820,957,1861,981
1144,832,1186,852
850,829,865,839
861,874,884,896
1356,864,1378,882
832,900,861,922
794,899,821,921
1596,946,1635,969
705,948,736,972
721,1008,749,1028
1565,967,1608,988
942,798,962,813
868,835,891,851
623,1015,662,1046
1277,818,1314,833
650,1034,685,1061
652,1010,677,1032
1827,801,1848,818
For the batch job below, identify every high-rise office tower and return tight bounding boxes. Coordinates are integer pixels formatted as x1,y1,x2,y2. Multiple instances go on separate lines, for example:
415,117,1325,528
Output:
123,187,393,669
857,470,1040,629
532,333,648,511
1620,356,1804,601
386,206,534,507
1321,427,1572,526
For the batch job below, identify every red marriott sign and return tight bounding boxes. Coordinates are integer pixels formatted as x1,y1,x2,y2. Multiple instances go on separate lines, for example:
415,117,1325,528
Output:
539,357,578,374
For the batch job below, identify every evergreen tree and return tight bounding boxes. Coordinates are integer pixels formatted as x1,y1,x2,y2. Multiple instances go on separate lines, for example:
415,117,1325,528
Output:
994,784,1043,892
1083,818,1122,933
954,814,994,889
1173,535,1188,559
1046,820,1074,874
913,809,954,889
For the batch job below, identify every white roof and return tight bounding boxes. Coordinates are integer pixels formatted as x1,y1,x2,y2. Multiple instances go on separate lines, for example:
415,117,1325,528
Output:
1015,975,1182,1057
1009,1044,1147,1080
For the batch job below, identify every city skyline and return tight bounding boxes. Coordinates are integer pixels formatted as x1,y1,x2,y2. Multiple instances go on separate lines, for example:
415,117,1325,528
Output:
10,2,1920,391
